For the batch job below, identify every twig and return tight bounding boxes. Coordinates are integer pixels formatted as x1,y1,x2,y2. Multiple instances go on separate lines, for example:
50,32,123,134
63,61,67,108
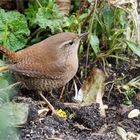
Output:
27,28,41,43
80,0,98,28
78,0,89,15
107,83,115,102
16,0,24,13
85,44,89,77
3,22,7,48
74,76,82,86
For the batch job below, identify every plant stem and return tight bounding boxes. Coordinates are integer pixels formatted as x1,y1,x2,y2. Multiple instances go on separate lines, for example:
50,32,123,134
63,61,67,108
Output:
81,0,98,28
36,0,42,7
3,22,7,48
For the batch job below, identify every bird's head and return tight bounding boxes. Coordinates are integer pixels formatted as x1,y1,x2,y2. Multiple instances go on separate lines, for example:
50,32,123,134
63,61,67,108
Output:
46,32,88,55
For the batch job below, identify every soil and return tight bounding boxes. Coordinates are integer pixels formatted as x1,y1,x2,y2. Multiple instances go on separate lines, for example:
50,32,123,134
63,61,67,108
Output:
2,56,139,140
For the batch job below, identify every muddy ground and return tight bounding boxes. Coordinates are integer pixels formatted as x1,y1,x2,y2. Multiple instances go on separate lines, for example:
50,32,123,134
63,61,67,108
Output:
3,57,139,140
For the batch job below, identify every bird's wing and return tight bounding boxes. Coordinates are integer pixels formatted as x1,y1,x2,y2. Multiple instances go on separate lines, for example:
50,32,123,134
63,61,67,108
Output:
9,61,67,79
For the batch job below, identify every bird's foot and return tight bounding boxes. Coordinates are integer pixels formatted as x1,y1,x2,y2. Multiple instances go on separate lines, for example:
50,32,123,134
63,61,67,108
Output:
38,108,50,118
38,91,67,119
38,107,67,120
38,91,55,114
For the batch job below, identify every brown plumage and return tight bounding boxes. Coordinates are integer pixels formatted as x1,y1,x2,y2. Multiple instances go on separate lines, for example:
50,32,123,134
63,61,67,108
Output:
0,32,87,113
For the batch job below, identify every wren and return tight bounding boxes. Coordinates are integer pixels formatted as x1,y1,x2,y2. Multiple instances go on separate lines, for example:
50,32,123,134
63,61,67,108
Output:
0,32,87,113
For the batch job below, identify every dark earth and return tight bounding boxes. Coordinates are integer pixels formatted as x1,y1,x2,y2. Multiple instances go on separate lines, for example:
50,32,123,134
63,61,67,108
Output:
2,56,140,140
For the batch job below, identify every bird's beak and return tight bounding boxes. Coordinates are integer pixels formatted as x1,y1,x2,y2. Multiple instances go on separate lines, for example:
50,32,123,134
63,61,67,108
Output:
79,32,88,39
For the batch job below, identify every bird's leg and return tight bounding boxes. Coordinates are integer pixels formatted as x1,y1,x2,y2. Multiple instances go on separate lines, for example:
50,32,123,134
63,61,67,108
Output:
49,90,57,99
38,91,55,113
59,86,65,100
38,91,67,119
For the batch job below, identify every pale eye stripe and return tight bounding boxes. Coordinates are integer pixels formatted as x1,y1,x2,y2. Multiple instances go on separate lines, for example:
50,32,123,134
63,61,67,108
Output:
59,40,73,48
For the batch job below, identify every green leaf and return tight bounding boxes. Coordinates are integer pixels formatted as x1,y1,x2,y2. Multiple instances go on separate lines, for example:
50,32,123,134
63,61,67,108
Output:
0,8,30,51
35,3,63,33
25,0,49,26
0,102,28,140
25,2,39,26
126,40,140,57
0,78,9,88
90,35,100,54
0,78,9,99
102,5,114,35
0,102,29,126
6,33,28,51
0,69,16,100
114,8,127,28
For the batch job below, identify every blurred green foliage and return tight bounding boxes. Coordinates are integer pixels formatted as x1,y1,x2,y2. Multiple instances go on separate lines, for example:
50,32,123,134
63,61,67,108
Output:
0,102,29,140
0,9,30,51
26,0,63,33
87,2,140,57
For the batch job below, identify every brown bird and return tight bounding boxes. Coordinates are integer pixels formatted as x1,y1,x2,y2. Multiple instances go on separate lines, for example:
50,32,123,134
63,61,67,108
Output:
0,32,87,113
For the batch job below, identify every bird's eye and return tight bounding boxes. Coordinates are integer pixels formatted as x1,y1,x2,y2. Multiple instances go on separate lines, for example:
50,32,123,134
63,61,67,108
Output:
69,40,73,45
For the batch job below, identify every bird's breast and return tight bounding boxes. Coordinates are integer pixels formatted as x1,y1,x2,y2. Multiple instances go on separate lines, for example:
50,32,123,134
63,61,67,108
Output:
65,54,79,82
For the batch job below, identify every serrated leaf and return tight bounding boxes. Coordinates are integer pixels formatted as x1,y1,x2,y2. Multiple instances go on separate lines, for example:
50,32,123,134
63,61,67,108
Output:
35,3,63,33
90,35,100,54
126,40,140,57
25,0,49,26
6,33,27,51
0,8,30,51
25,2,39,26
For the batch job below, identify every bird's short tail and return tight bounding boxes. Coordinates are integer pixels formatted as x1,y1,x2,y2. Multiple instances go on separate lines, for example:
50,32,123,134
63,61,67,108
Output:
0,45,13,57
0,45,17,62
0,45,13,72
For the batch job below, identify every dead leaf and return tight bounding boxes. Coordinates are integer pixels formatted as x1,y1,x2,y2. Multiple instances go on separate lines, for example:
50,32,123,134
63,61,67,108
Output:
117,126,127,140
136,92,140,101
128,109,140,118
98,124,108,134
117,104,134,115
127,132,136,140
74,68,107,117
73,123,92,131
38,108,49,118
